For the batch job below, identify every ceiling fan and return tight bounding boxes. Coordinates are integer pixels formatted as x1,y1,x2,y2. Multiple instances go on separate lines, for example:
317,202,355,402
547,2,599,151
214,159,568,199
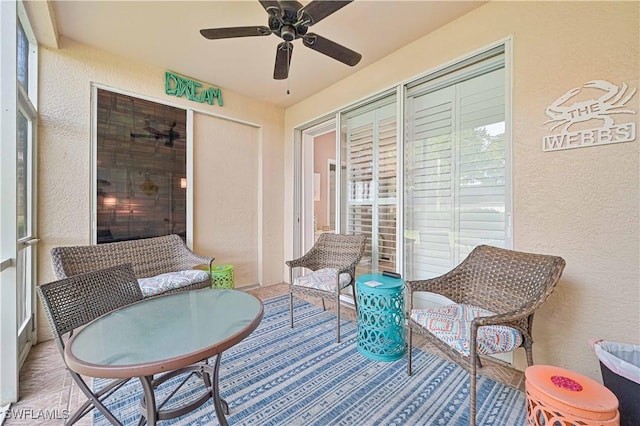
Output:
199,0,362,80
130,121,180,147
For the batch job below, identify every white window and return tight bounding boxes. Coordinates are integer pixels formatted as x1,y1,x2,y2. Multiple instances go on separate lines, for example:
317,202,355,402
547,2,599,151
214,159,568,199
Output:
404,48,510,280
94,89,187,244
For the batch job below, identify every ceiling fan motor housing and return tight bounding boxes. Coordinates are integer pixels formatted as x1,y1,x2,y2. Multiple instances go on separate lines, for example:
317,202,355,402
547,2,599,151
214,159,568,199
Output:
281,25,296,41
269,7,308,42
200,0,361,80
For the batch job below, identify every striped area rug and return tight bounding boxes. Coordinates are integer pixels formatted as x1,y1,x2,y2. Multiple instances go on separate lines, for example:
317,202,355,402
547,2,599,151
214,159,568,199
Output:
93,295,525,425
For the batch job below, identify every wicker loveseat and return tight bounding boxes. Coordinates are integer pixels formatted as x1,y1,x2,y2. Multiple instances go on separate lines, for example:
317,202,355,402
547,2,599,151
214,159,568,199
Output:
50,234,214,298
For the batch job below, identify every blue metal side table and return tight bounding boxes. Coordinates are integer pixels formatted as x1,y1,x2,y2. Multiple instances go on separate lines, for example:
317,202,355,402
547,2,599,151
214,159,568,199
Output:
356,273,406,361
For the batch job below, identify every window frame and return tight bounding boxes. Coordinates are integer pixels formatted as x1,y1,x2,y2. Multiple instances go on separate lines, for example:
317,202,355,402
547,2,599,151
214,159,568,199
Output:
90,84,191,245
0,0,39,404
293,38,512,279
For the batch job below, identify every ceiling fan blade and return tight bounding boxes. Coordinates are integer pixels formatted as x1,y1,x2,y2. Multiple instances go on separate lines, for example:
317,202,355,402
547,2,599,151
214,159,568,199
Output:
303,33,361,66
274,42,293,80
298,0,353,25
282,1,305,11
130,133,156,139
200,26,271,40
259,0,281,15
144,126,161,135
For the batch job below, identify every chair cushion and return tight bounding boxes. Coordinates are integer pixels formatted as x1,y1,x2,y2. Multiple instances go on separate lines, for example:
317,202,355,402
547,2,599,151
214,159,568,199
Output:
293,268,352,292
138,270,209,297
410,304,523,357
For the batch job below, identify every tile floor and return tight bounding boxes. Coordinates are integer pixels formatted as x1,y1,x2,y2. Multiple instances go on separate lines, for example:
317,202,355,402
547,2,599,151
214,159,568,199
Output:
4,282,524,425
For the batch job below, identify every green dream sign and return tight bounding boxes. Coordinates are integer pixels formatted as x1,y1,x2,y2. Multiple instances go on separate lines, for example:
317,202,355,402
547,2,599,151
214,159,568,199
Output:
165,71,223,106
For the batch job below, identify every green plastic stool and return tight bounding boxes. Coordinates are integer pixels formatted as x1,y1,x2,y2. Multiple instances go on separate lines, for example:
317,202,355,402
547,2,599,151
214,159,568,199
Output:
210,264,234,289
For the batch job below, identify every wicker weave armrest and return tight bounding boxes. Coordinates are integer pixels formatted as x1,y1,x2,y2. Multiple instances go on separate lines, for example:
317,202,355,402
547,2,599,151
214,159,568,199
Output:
337,266,353,275
473,308,529,327
174,248,214,272
286,254,359,277
406,269,465,297
406,277,441,293
285,249,319,270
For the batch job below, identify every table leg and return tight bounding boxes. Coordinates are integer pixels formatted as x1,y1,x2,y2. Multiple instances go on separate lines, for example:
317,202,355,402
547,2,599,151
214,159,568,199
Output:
139,375,157,426
201,362,229,415
212,354,229,426
136,363,228,423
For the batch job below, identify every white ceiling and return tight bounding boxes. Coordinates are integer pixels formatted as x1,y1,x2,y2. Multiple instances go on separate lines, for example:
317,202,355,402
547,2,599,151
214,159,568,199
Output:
49,1,485,108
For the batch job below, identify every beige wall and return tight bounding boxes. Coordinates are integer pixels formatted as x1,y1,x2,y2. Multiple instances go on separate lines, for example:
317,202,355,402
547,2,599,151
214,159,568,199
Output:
284,1,639,380
37,37,285,340
193,113,259,287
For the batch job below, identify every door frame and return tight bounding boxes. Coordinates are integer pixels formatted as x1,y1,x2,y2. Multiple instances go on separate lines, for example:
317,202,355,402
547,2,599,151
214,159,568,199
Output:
294,117,336,260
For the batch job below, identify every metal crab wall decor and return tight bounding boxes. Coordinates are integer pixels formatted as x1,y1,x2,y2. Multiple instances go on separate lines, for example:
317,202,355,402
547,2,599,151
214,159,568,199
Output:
542,79,637,152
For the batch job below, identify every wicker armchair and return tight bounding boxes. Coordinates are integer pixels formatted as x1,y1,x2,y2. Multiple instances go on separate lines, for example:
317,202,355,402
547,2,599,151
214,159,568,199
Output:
406,245,566,425
37,264,143,425
286,233,366,343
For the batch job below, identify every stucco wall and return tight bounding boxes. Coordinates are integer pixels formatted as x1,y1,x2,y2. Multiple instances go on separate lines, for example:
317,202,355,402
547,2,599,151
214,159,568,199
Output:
284,1,639,380
37,37,285,341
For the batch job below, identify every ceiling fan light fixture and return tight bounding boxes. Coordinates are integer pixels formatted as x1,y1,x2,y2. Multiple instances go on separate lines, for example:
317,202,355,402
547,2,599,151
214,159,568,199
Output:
281,25,296,42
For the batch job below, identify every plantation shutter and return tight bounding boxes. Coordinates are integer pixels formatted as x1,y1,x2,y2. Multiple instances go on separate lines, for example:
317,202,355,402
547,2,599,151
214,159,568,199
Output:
377,112,398,267
345,102,397,273
405,86,455,278
347,114,374,266
405,54,509,280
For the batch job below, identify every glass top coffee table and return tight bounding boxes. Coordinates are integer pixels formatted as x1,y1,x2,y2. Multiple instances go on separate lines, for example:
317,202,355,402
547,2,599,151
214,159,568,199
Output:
65,288,263,426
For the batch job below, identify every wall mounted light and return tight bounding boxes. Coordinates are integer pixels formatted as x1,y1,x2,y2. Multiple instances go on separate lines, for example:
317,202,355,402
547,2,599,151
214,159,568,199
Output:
180,177,187,189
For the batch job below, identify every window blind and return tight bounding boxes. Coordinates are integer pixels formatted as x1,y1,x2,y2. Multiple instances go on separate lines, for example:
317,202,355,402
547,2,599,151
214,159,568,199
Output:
344,101,398,272
405,60,508,280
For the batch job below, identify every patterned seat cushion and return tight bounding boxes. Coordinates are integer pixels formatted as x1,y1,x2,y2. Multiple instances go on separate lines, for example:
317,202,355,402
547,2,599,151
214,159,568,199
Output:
410,304,523,357
138,270,209,297
293,268,352,292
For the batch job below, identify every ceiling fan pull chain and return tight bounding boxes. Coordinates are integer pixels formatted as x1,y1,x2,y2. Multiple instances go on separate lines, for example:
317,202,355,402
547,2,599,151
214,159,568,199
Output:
286,43,291,95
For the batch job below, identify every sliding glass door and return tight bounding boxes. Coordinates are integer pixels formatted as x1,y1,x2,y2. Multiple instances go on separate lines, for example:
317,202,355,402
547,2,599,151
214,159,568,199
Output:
404,49,510,280
341,95,399,274
16,107,37,365
1,0,38,404
294,44,510,287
